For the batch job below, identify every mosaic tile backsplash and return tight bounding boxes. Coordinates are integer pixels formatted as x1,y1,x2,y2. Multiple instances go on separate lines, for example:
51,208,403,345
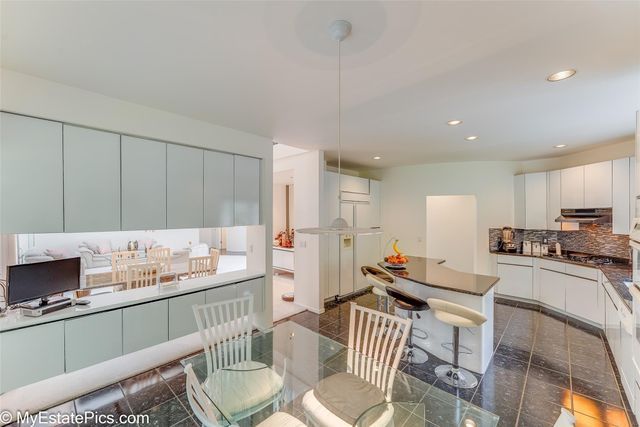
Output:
489,224,630,260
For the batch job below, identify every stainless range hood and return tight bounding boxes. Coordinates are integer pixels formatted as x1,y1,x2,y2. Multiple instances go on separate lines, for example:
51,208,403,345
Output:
555,208,612,224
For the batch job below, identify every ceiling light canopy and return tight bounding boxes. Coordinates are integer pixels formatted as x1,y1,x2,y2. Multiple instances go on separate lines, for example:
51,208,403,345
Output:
298,20,382,237
465,136,479,141
447,120,462,126
554,144,568,148
547,69,577,82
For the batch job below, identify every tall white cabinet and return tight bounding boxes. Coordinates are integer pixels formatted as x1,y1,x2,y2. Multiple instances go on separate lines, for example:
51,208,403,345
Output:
63,125,121,232
167,145,204,229
525,172,547,229
0,112,64,233
121,136,167,230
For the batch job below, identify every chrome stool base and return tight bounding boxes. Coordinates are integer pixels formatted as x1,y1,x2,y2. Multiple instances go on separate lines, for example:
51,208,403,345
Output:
402,344,429,365
435,365,478,388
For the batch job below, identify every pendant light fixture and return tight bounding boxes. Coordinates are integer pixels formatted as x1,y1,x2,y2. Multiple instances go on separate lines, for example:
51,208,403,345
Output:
298,20,382,236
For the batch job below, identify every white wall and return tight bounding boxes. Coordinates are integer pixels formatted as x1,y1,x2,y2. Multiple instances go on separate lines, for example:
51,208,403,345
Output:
369,161,519,276
274,150,324,313
0,69,273,326
426,195,477,273
226,226,247,253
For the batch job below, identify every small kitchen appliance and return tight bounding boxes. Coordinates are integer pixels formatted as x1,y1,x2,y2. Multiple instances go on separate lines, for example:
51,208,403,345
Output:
500,227,517,253
522,241,532,255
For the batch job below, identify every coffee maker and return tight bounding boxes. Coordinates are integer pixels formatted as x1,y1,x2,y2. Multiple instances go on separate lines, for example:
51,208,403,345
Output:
499,227,517,253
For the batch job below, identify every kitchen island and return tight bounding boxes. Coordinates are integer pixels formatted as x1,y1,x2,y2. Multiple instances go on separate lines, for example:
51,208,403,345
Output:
379,256,499,374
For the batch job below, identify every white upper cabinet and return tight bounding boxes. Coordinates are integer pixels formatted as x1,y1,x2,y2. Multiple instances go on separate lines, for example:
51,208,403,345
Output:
204,151,235,227
514,174,526,229
63,125,121,232
340,175,370,194
1,113,64,233
630,157,636,227
561,166,585,209
547,170,561,231
234,155,260,226
613,157,631,235
167,144,204,229
584,160,612,208
525,172,547,230
121,136,167,230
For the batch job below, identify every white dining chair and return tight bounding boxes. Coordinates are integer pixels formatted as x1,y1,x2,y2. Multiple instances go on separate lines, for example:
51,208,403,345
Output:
148,247,171,273
188,255,214,278
111,250,139,283
125,262,160,290
301,302,412,427
210,248,220,272
192,295,285,420
184,363,304,427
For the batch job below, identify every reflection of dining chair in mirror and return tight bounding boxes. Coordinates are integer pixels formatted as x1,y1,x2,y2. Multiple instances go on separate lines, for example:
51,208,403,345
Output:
188,255,214,278
192,295,285,420
302,302,412,427
184,363,303,427
111,250,139,283
210,248,220,272
148,247,171,273
126,262,160,290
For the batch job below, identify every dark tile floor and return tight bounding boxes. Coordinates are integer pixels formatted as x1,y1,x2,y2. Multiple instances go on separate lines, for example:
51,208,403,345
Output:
19,293,639,427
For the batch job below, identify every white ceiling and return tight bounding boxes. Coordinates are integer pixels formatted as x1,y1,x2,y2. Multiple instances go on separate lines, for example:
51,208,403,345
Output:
2,1,639,168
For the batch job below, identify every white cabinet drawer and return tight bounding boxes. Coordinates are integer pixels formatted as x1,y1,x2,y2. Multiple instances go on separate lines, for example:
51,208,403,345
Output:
65,310,123,372
539,259,567,273
565,264,599,281
0,322,65,393
273,249,294,271
497,255,533,267
565,274,601,324
496,263,533,299
205,284,238,304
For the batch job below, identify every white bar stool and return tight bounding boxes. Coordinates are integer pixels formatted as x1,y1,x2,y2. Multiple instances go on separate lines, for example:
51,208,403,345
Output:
361,267,394,313
426,298,487,389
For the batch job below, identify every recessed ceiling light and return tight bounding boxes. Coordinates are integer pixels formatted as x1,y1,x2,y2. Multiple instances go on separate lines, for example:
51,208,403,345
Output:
465,136,478,141
547,69,576,82
373,156,381,160
447,120,462,126
554,144,568,148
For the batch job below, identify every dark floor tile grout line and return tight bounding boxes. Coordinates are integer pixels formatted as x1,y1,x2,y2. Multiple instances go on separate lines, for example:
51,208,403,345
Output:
601,330,636,427
513,303,540,426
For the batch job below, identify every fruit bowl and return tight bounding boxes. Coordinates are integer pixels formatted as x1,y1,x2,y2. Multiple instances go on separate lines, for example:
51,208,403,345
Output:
384,254,408,269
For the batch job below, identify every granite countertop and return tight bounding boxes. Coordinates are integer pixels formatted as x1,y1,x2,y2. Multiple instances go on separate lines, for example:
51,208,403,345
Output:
379,256,500,296
491,250,633,312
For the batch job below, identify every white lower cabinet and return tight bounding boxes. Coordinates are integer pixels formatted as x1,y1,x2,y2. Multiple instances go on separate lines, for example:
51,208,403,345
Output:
496,263,533,299
238,277,265,313
539,268,566,311
565,275,601,324
205,284,238,304
123,300,169,353
0,322,65,393
169,291,206,340
619,306,634,397
65,310,123,372
605,287,620,357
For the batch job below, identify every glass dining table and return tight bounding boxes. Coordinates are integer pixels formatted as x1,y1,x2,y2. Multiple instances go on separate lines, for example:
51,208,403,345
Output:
181,321,499,427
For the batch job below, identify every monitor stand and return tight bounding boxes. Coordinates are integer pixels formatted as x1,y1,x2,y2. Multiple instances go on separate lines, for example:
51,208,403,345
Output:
19,296,71,310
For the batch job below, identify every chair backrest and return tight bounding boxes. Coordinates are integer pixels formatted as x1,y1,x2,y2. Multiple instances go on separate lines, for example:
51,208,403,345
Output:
111,250,139,283
184,363,221,427
193,295,254,375
210,248,220,271
426,298,487,327
348,302,412,370
126,262,160,289
346,348,399,402
188,256,214,278
148,247,171,273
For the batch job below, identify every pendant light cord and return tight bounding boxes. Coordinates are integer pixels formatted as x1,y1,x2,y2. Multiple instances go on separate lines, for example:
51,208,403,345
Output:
337,40,342,210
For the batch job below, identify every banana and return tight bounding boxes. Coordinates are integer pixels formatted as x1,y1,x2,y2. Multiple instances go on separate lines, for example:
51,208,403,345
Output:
392,239,401,255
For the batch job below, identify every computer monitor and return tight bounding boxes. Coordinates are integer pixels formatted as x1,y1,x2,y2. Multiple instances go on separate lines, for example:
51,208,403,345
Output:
7,257,81,306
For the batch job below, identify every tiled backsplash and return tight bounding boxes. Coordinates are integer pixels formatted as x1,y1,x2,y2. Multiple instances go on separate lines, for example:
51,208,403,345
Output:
489,224,630,260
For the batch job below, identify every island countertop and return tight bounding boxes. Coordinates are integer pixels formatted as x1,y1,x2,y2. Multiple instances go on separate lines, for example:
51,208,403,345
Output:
379,256,500,296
